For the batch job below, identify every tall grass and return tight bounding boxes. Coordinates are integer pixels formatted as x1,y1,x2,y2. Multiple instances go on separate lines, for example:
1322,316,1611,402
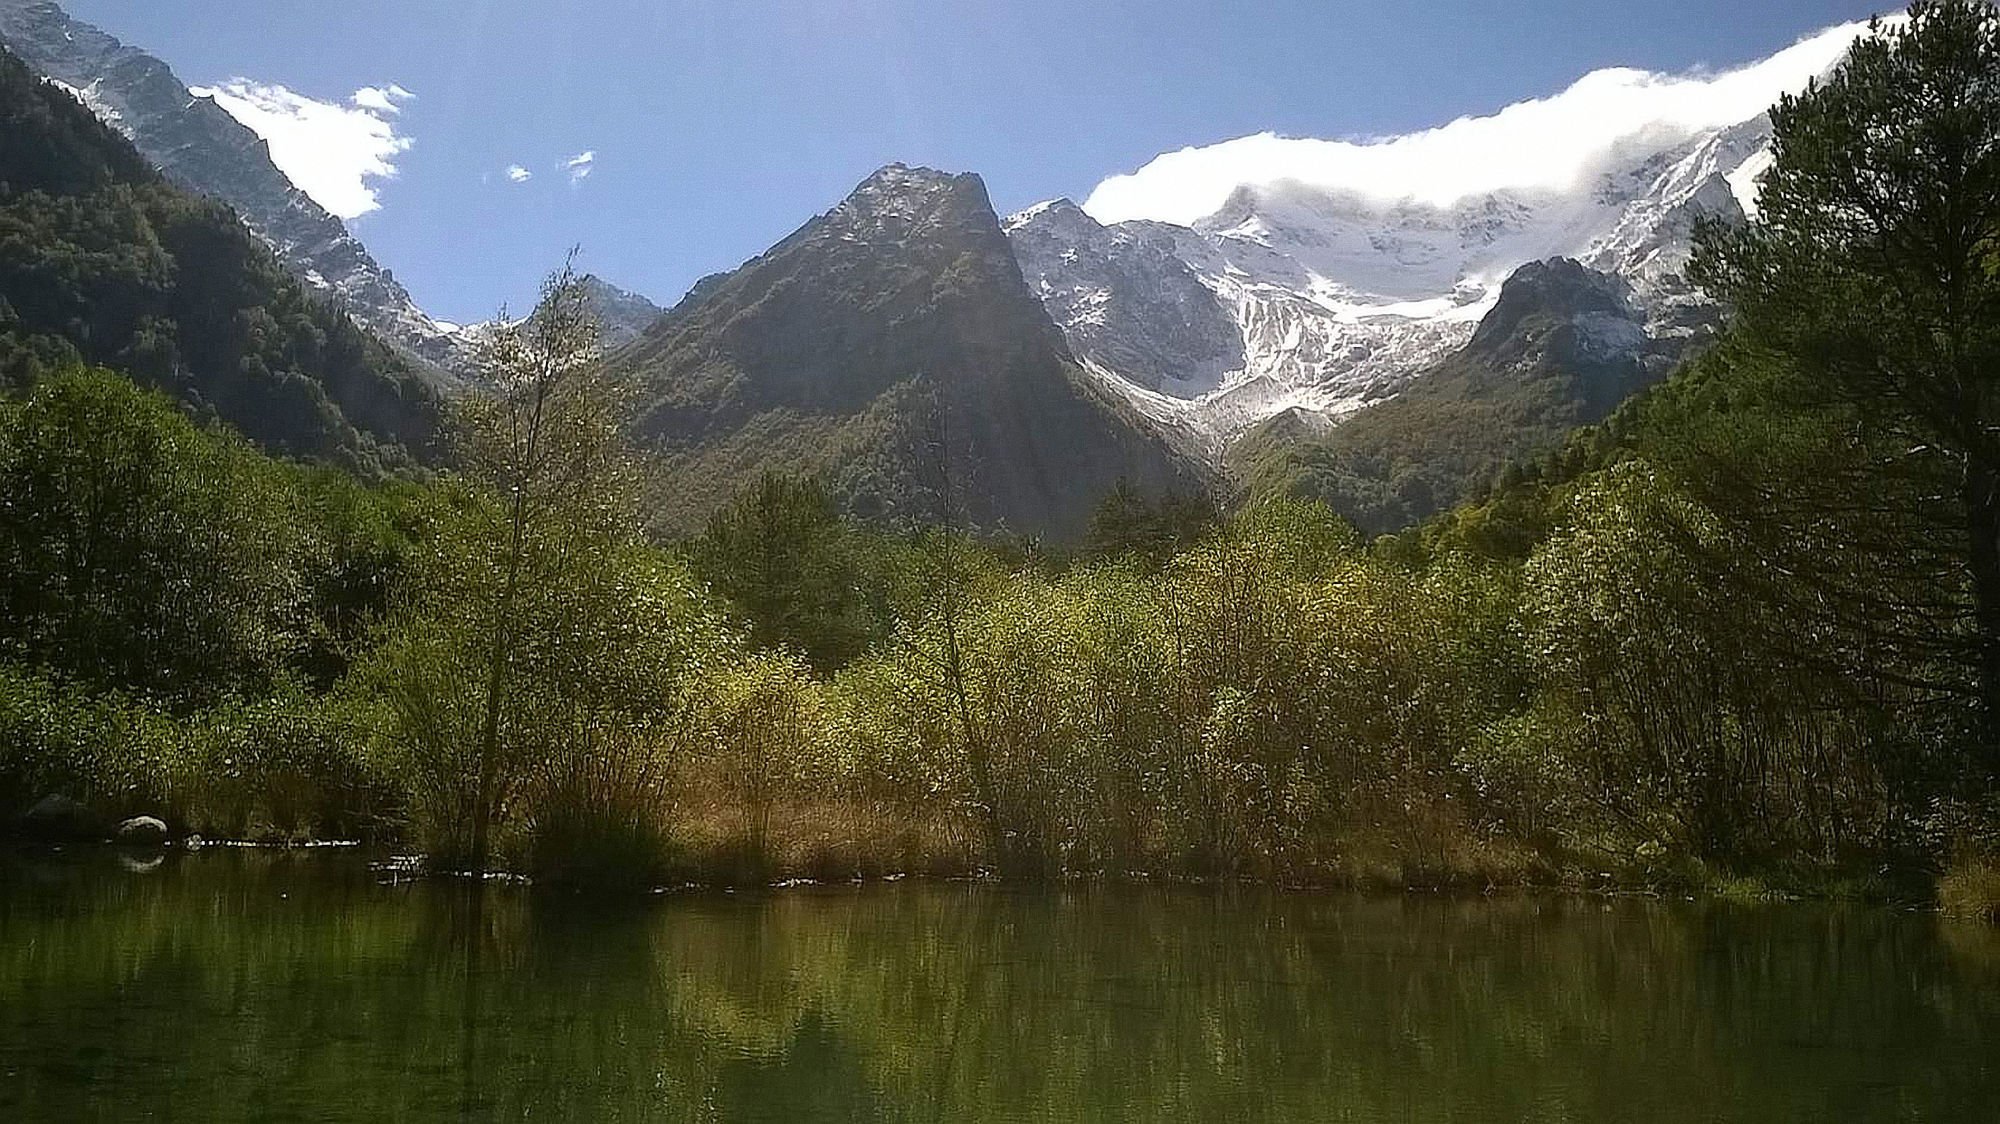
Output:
1941,852,2000,923
514,718,677,892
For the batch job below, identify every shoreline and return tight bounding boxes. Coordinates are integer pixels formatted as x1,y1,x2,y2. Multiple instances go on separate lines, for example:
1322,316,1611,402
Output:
0,837,1965,917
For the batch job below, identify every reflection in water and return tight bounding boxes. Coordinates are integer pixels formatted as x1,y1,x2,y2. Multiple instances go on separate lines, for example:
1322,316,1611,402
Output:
1,850,1998,1121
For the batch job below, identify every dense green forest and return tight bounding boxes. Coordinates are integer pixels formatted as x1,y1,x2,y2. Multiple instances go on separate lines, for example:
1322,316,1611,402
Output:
0,45,440,473
2,4,1999,920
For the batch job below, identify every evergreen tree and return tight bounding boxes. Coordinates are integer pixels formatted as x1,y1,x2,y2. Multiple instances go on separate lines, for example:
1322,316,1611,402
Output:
1693,0,2000,783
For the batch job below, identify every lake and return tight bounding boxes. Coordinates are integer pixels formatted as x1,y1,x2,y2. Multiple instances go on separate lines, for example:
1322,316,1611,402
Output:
1,849,1997,1121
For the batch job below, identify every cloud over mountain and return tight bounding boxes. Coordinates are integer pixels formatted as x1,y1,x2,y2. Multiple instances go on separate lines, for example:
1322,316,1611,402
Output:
191,78,415,219
1083,18,1881,225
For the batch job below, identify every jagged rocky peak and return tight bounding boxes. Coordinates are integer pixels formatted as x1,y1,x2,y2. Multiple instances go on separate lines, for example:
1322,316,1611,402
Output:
1002,196,1096,236
757,162,1045,319
824,162,996,241
1462,257,1674,420
1006,196,1243,398
0,0,469,376
643,159,1077,397
1470,258,1639,353
576,274,663,351
611,161,1195,540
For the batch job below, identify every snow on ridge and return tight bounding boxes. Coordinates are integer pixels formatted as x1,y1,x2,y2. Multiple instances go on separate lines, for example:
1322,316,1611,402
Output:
1002,15,1890,454
1007,116,1774,454
1081,17,1873,226
43,75,125,131
1726,149,1777,219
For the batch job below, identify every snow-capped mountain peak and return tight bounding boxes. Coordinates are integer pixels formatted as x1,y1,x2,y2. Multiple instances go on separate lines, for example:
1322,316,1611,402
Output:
1008,110,1778,452
1005,18,1882,454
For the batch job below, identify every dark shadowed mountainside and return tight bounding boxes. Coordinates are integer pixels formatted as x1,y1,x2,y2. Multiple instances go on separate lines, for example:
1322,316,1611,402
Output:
0,44,440,472
613,164,1200,539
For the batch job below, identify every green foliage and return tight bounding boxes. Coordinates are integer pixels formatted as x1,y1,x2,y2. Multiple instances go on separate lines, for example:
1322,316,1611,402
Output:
823,498,1525,881
0,368,289,695
366,267,741,881
7,13,2000,908
686,472,889,669
680,651,828,876
1941,855,2000,922
0,368,418,701
1084,479,1221,568
0,661,396,838
1517,462,1892,861
0,45,439,471
1691,0,2000,785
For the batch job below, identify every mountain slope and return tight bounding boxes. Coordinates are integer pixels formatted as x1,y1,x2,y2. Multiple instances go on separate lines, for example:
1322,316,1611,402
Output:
579,274,662,350
0,44,441,471
614,164,1198,539
1008,118,1769,448
1234,259,1687,533
0,0,468,373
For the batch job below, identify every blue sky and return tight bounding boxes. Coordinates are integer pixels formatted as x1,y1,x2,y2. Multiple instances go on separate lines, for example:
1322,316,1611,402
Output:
61,0,1889,323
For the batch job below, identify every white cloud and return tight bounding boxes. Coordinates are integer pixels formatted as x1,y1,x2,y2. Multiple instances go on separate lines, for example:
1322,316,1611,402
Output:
505,164,533,183
351,85,411,115
191,78,416,220
564,150,595,184
1083,18,1886,226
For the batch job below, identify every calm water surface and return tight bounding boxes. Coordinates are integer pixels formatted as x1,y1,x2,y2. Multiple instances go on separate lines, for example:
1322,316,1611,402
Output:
2,849,1998,1121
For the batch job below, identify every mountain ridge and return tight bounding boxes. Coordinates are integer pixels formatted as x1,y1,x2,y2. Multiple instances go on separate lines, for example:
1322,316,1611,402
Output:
0,0,1830,538
0,0,471,375
1006,113,1773,451
0,41,442,470
615,163,1201,539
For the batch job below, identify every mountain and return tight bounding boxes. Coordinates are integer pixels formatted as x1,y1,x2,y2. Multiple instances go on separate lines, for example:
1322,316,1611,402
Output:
0,0,469,374
0,0,1805,534
580,274,663,351
0,43,441,471
1003,199,1245,459
614,164,1199,539
1233,258,1685,532
1007,117,1770,451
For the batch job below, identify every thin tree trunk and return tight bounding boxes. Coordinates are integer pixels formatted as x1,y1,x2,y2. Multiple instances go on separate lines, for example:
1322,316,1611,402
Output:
469,366,553,874
469,538,525,875
925,386,1005,868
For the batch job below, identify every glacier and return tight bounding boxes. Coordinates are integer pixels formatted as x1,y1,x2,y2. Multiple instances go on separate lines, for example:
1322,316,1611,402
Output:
1007,116,1780,455
1005,17,1886,455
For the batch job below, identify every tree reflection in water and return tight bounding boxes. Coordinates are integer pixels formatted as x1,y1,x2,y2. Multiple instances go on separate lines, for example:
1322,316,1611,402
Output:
0,852,1997,1122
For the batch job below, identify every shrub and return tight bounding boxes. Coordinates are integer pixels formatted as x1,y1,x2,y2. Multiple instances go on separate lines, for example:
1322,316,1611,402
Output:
514,718,677,893
1941,853,2000,924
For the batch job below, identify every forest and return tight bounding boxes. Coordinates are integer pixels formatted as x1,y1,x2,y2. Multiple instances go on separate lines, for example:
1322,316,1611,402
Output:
2,2,1998,920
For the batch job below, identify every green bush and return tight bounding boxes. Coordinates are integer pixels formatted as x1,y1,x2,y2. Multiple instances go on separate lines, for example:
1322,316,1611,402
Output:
0,662,394,838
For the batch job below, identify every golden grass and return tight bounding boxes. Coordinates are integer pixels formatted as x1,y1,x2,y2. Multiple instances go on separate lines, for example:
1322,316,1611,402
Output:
662,790,982,886
1939,853,2000,924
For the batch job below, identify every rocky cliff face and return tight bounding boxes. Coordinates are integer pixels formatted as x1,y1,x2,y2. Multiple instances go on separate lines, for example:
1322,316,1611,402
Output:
614,164,1199,539
0,0,469,375
1233,257,1687,532
0,42,442,469
1008,118,1768,452
1006,200,1243,397
579,274,663,352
